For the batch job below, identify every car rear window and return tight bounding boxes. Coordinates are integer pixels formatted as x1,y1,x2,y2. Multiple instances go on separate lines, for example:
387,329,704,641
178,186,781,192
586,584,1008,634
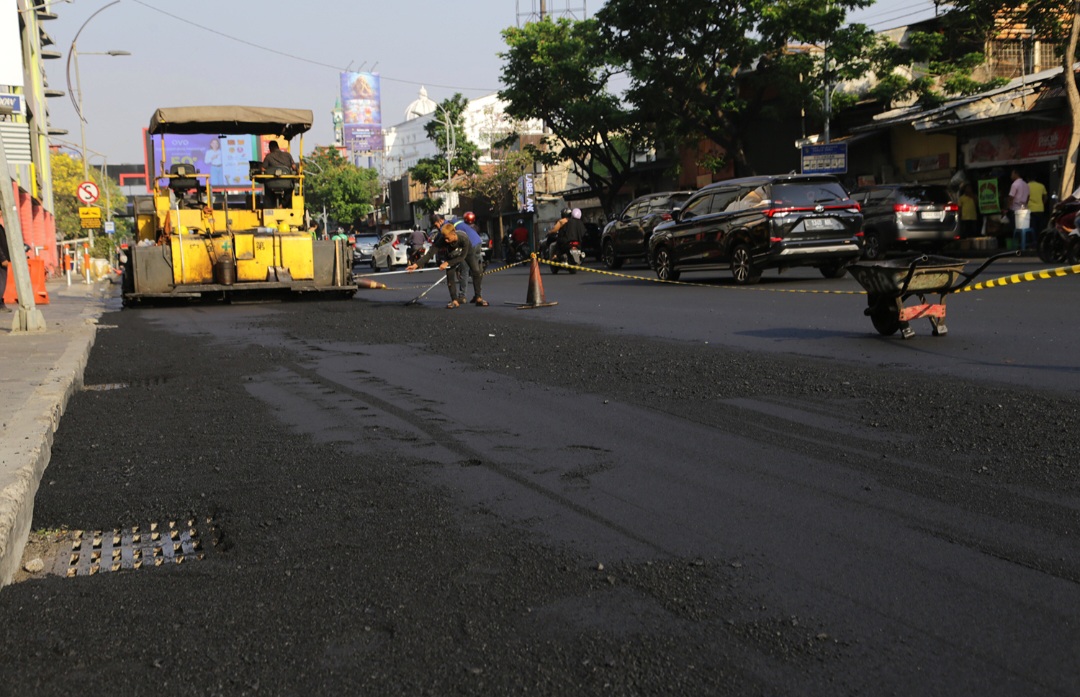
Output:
770,181,851,206
897,187,951,204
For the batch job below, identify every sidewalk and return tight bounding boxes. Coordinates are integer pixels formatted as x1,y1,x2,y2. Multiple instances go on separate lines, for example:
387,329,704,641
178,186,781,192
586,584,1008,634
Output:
0,277,111,586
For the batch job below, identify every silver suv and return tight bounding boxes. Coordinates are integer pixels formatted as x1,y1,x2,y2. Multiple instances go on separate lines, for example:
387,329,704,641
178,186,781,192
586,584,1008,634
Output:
850,184,959,260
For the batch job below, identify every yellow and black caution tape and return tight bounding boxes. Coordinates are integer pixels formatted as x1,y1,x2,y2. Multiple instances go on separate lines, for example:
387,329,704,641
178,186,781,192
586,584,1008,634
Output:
535,256,1080,295
957,263,1080,292
482,258,531,275
533,256,864,294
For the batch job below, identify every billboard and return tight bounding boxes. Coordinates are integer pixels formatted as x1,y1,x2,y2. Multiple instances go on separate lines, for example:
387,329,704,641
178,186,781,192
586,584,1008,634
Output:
152,133,260,188
340,71,383,153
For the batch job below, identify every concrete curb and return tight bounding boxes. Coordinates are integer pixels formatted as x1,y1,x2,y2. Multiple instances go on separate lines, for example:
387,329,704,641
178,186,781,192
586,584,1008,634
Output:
0,285,107,587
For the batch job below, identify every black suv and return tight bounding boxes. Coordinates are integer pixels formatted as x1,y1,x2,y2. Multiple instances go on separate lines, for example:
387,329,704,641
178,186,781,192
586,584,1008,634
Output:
849,184,959,260
648,175,863,284
601,191,693,269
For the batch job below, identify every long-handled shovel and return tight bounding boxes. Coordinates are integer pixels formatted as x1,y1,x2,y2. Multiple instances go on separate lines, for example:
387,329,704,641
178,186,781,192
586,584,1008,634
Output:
404,274,447,306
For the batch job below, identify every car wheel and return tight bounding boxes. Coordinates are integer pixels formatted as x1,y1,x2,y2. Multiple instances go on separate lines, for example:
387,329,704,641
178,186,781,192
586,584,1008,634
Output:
862,231,885,260
602,240,622,269
385,256,393,272
819,262,848,279
370,257,378,270
730,243,760,285
654,247,680,282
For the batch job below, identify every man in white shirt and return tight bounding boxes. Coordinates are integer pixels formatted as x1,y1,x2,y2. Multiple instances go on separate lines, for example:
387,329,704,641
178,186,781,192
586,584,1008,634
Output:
1007,168,1029,216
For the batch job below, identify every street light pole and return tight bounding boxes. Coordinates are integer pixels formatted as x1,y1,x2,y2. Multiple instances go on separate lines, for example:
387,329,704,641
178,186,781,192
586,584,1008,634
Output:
433,104,456,214
64,0,128,255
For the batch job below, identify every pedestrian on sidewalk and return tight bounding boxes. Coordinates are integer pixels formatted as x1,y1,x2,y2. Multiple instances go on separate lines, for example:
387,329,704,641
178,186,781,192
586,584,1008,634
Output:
959,183,979,238
0,223,10,312
1028,176,1048,233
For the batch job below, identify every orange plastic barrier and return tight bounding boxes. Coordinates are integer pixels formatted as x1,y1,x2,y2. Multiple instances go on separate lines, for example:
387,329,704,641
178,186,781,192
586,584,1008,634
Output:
3,258,50,305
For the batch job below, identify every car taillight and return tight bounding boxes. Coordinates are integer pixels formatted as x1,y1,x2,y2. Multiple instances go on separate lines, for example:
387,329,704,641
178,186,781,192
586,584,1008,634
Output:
660,212,672,221
945,202,959,212
392,238,399,248
894,203,916,213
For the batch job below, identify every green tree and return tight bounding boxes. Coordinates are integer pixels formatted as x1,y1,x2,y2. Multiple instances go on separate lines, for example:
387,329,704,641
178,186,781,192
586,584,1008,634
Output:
499,17,647,217
51,151,127,256
301,147,380,227
460,148,535,254
408,94,482,198
597,0,878,171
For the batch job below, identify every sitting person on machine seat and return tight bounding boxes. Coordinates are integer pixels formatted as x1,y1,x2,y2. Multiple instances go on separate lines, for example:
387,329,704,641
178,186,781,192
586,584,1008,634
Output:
261,141,297,208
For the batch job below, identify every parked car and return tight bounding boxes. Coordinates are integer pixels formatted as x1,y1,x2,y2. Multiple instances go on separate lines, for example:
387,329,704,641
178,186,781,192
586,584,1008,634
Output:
371,230,421,270
353,232,380,266
647,175,863,284
849,184,960,260
601,191,694,269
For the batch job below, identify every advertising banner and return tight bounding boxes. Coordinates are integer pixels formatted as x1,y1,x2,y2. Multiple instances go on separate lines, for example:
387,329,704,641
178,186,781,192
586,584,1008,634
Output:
977,179,1001,215
154,134,258,188
962,125,1070,167
340,72,383,153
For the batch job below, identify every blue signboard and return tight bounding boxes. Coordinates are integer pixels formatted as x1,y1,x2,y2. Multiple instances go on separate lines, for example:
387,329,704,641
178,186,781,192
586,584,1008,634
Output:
0,93,23,115
801,143,847,175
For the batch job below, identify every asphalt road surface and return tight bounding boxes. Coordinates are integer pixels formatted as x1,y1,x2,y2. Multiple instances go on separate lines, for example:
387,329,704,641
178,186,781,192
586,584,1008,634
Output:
1,256,1078,696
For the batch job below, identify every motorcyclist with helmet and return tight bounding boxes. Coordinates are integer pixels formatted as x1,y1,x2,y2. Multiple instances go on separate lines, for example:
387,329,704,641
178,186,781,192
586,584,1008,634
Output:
549,207,585,273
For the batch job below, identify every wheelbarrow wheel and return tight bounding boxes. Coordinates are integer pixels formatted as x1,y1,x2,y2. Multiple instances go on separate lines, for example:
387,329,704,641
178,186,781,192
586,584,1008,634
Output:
868,297,902,336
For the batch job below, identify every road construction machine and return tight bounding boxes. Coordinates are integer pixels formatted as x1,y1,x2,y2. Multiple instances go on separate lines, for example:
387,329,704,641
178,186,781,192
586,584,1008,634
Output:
122,106,355,305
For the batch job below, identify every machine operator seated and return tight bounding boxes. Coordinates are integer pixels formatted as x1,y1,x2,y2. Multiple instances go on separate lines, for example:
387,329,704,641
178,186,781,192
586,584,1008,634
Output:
260,140,297,208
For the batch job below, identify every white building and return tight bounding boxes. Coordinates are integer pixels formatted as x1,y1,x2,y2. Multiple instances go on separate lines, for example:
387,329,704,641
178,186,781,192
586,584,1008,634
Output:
382,87,549,222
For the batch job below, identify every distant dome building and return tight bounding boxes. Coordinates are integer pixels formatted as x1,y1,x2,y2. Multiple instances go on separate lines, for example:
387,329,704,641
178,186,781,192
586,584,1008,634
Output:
404,86,436,121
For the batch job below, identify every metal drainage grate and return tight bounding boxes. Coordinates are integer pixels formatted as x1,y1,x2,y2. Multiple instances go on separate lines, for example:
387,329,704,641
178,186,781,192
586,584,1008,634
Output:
53,517,220,577
83,383,129,392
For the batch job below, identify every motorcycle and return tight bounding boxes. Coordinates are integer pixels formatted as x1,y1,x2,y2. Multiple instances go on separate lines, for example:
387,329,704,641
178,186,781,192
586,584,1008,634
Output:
506,237,532,264
543,235,583,274
1037,199,1080,264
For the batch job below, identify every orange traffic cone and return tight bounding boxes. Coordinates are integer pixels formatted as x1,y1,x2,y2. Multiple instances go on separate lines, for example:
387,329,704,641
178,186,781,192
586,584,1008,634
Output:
512,255,557,309
355,277,387,290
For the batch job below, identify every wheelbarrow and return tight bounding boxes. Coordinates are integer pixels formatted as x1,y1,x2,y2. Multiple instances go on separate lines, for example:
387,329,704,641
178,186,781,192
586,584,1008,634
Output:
848,251,1017,338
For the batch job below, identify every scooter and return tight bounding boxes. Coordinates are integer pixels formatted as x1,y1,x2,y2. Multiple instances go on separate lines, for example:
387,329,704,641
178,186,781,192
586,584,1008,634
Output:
544,237,583,274
1037,199,1080,264
506,237,532,263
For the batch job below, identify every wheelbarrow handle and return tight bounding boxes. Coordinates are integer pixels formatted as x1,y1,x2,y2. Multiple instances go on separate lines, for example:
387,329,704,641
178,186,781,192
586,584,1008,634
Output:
952,249,1020,292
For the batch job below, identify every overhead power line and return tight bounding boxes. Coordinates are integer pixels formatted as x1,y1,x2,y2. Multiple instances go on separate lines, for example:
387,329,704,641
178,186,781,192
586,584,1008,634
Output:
130,0,498,93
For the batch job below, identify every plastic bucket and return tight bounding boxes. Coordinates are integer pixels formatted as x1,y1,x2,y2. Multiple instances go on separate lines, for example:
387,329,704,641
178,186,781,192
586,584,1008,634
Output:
1015,208,1031,229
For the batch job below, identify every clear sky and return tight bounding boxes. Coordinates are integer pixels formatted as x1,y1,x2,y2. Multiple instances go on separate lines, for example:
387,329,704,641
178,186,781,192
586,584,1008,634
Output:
39,0,940,166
